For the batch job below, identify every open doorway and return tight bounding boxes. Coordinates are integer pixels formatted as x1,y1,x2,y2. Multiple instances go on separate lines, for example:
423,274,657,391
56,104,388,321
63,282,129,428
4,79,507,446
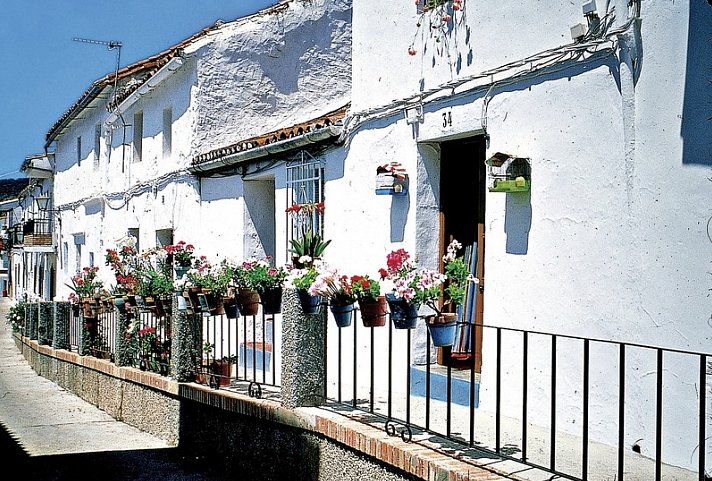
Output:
439,136,486,372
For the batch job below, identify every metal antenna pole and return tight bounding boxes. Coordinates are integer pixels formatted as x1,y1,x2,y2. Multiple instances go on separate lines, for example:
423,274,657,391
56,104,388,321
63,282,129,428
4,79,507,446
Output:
73,37,128,168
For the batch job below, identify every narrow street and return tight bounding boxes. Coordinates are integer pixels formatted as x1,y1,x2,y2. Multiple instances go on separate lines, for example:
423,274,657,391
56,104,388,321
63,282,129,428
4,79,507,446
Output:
0,297,236,481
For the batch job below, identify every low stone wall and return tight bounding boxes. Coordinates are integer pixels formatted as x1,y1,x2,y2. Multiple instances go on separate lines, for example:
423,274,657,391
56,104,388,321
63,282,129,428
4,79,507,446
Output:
15,331,519,481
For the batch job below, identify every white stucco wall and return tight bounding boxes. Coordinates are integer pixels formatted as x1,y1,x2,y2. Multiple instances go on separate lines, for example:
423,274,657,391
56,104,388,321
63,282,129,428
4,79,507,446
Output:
191,0,352,155
348,0,712,471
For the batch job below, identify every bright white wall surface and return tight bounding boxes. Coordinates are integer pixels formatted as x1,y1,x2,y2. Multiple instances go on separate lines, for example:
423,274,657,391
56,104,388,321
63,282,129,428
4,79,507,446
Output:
349,0,712,471
191,0,352,155
51,0,352,297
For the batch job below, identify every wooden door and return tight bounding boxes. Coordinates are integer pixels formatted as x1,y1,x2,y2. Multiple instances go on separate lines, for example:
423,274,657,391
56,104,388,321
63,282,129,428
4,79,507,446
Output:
439,136,486,372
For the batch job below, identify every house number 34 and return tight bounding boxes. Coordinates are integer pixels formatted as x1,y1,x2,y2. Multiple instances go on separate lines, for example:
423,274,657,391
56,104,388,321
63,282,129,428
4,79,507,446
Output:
442,111,452,128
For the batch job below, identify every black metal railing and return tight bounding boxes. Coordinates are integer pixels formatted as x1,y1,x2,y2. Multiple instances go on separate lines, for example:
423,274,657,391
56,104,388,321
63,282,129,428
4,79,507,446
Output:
324,310,711,481
197,308,279,395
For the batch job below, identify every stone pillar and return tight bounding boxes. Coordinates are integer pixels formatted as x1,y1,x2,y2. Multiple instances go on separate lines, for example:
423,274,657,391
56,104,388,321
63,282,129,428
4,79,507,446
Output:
38,301,54,346
173,292,199,382
79,310,99,356
281,287,326,408
115,305,134,367
26,302,39,340
52,302,70,350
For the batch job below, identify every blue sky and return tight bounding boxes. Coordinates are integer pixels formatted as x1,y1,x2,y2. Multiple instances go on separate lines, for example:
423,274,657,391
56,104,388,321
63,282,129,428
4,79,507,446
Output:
0,0,279,179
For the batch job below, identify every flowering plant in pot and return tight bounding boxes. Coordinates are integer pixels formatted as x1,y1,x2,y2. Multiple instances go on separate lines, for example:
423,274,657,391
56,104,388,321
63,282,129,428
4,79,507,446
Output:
165,240,195,279
308,266,357,327
441,239,478,310
380,248,444,329
286,201,331,268
351,274,387,327
235,257,288,315
289,262,323,314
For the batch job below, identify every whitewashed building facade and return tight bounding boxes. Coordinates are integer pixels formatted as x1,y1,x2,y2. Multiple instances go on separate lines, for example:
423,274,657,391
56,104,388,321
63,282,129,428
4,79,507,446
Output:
29,0,712,477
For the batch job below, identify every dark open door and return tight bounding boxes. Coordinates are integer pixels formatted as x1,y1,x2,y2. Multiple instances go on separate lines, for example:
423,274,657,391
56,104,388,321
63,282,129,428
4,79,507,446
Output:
439,136,486,372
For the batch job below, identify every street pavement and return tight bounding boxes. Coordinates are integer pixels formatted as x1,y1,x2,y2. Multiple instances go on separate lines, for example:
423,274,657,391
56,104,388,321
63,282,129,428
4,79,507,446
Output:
0,297,232,480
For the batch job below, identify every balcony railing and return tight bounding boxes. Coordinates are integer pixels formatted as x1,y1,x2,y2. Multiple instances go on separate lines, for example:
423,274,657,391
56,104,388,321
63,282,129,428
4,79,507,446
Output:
22,219,53,247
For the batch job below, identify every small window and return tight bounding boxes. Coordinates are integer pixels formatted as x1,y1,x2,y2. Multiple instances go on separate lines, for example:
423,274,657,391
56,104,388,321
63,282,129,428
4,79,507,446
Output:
89,252,95,268
162,107,172,159
76,136,82,166
133,111,143,162
156,228,173,248
94,124,101,169
62,242,68,271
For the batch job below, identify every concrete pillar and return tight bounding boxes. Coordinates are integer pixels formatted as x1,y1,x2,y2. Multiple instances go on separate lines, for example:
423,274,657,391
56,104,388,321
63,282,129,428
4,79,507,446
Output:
52,301,70,350
79,310,99,356
115,304,134,367
37,301,53,346
281,288,326,409
25,302,38,340
173,292,200,382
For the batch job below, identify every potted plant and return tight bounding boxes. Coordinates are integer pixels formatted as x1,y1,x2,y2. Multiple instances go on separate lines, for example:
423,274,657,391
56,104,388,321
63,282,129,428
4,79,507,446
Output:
185,257,231,315
351,274,387,327
164,241,195,279
308,266,357,327
65,266,104,317
381,245,477,344
434,238,479,344
289,263,323,314
379,248,435,329
236,258,288,315
286,201,331,268
105,240,140,307
199,342,230,388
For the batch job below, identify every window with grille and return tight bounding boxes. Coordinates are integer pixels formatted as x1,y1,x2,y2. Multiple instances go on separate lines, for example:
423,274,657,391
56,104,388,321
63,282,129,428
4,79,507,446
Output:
285,153,325,261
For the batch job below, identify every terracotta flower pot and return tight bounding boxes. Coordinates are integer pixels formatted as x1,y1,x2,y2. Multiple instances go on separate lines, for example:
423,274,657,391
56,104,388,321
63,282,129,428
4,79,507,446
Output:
358,296,387,327
237,288,260,316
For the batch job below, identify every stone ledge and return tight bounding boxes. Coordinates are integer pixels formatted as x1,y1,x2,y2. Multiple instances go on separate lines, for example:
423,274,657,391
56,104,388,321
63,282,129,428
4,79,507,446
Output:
19,334,178,396
19,332,526,481
180,382,526,481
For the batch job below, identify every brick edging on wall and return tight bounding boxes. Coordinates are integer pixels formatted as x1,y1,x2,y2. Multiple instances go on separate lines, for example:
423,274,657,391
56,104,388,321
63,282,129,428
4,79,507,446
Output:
17,333,524,481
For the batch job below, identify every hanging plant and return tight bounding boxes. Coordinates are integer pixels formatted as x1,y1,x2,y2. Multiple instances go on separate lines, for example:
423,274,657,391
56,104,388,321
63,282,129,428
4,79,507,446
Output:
407,0,466,57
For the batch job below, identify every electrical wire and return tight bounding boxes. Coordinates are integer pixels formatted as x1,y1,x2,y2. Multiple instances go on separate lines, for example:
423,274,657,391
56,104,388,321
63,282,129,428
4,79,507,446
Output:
341,9,636,143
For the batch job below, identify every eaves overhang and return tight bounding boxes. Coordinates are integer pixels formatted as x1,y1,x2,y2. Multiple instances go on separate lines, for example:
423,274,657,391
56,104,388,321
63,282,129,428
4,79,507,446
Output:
189,125,342,175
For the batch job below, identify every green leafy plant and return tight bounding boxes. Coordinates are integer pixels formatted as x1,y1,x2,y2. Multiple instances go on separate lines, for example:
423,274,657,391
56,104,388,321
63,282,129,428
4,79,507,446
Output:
350,275,381,302
442,239,478,308
235,258,288,291
290,264,320,290
6,299,27,332
286,202,331,268
65,266,104,298
186,257,233,296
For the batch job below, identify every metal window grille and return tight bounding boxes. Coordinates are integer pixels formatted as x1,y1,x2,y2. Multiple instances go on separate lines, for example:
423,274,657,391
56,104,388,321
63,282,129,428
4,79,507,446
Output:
285,152,325,260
